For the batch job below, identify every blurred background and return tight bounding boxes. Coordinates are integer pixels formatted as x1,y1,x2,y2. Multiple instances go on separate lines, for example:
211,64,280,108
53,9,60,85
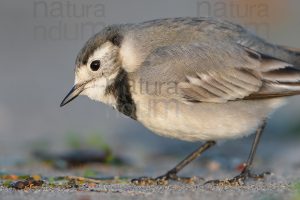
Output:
0,0,300,170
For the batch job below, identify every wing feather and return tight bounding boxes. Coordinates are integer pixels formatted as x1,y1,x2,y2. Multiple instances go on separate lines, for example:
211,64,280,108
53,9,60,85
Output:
136,41,300,103
179,68,262,102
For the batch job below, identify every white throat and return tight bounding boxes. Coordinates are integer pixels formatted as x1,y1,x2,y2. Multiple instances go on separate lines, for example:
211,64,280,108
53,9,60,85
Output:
81,74,118,108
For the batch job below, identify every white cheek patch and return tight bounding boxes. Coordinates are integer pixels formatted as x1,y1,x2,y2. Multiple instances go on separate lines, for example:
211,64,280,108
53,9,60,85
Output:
75,42,116,85
75,41,120,107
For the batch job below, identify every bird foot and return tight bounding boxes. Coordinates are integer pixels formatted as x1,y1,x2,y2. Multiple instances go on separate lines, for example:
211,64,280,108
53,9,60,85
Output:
131,173,202,186
205,170,271,186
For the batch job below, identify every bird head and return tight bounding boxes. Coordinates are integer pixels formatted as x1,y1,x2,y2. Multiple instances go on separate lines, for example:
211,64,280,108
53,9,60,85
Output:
60,26,124,107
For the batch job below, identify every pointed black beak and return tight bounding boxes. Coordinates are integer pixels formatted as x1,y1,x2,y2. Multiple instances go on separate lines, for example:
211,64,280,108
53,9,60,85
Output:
60,84,85,107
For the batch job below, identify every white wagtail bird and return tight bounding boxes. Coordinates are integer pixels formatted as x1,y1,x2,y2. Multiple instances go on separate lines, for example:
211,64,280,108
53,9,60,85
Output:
61,17,300,186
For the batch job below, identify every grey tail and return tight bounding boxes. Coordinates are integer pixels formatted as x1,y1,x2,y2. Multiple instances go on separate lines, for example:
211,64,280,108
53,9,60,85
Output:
244,47,300,100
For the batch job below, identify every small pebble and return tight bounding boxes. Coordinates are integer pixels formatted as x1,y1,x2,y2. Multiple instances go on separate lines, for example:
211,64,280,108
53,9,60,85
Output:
10,178,44,190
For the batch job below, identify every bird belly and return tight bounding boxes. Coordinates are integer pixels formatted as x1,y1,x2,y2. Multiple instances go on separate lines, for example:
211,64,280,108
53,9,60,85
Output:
134,96,286,142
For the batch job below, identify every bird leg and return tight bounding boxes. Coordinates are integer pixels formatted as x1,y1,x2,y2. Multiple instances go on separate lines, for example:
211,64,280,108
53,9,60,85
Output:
131,141,216,186
205,120,270,186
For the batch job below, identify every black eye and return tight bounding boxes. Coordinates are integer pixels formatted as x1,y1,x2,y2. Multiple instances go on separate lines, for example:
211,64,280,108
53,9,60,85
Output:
90,60,101,71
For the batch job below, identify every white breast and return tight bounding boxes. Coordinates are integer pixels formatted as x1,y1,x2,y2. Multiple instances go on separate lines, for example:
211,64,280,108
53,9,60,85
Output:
133,95,286,142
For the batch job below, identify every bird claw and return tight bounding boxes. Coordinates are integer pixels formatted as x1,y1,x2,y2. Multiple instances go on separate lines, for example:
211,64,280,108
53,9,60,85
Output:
131,174,202,186
205,170,271,186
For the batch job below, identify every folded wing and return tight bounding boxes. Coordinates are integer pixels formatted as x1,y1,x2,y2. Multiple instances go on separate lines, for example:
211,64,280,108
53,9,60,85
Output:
136,41,300,103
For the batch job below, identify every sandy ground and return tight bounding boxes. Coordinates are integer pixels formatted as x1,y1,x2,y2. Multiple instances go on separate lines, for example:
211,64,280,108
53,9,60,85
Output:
0,182,295,200
1,139,300,200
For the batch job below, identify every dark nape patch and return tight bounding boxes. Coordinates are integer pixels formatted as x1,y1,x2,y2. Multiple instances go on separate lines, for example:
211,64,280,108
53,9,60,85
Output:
105,69,137,120
110,34,123,47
